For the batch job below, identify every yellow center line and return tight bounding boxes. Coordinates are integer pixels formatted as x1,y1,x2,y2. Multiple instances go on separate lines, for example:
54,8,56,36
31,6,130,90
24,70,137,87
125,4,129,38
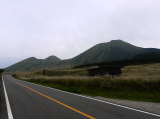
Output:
8,78,96,119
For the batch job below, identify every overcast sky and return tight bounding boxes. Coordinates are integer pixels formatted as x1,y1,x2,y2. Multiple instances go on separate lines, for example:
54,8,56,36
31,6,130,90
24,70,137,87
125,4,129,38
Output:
0,0,160,68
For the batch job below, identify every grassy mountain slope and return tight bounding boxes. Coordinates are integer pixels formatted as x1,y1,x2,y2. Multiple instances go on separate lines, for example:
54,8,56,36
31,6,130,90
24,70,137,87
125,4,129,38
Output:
4,57,42,72
132,52,160,61
75,52,160,68
69,40,146,66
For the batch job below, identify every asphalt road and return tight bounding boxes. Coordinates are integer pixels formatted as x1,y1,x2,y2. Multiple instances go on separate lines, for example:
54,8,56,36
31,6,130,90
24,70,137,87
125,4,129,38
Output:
1,75,160,119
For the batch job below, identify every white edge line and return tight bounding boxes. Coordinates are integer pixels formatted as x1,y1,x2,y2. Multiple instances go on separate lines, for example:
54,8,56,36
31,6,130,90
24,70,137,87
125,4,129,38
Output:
10,75,160,117
2,75,14,119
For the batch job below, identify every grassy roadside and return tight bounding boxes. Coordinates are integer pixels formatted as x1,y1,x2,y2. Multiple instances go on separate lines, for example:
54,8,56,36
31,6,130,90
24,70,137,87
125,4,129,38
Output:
12,63,160,103
17,77,160,103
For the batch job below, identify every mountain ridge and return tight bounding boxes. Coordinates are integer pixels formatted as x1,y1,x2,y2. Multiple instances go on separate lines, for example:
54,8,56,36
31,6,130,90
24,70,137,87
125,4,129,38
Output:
4,40,160,72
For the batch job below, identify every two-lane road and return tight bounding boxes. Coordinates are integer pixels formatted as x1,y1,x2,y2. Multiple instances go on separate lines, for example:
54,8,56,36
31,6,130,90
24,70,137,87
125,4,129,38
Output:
1,75,160,119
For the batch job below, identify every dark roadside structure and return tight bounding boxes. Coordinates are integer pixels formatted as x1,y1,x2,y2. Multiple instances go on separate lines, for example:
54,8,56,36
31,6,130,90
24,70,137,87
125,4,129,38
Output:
0,69,4,74
88,66,123,76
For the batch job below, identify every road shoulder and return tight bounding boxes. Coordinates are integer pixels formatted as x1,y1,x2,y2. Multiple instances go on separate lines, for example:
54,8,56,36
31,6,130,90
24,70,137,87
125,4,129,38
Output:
0,77,8,119
95,96,160,115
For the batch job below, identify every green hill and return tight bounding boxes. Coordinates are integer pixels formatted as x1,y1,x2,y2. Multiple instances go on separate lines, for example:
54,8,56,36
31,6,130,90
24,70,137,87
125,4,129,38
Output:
5,56,61,72
31,56,61,69
4,40,160,72
69,40,146,66
4,57,42,72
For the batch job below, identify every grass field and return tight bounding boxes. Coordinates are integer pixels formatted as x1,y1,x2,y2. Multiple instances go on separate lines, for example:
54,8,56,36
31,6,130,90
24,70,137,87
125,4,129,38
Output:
12,63,160,102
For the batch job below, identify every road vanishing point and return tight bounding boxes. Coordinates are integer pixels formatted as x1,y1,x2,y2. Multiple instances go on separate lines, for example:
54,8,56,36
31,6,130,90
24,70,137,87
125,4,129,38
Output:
1,75,160,119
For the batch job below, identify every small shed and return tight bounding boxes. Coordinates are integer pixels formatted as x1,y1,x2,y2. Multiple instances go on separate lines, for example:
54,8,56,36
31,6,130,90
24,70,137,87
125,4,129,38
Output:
88,66,123,76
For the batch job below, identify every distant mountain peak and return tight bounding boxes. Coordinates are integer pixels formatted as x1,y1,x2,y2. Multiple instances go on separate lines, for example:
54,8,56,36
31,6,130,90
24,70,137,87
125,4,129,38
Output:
96,39,124,46
108,39,129,45
44,55,61,62
45,55,60,59
24,57,37,61
109,39,123,42
104,39,139,49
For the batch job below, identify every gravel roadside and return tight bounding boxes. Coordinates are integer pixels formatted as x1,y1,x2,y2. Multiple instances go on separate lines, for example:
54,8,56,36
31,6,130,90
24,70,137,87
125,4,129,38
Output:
95,96,160,115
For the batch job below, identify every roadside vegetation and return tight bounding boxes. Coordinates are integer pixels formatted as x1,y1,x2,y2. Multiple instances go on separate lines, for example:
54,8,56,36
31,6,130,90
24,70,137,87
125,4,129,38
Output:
12,63,160,102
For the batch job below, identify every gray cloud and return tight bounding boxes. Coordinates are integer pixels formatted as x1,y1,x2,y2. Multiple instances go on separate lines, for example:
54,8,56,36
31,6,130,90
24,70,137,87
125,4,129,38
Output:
0,0,160,68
